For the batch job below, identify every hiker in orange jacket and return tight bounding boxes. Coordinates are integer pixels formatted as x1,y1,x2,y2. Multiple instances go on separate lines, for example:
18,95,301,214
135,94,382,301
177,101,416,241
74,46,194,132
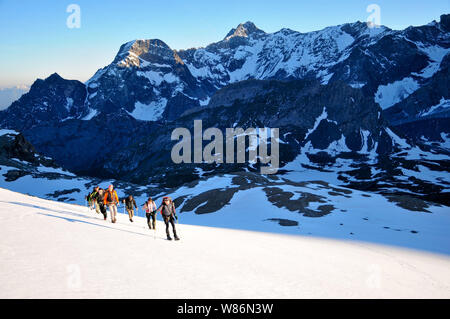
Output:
104,184,119,223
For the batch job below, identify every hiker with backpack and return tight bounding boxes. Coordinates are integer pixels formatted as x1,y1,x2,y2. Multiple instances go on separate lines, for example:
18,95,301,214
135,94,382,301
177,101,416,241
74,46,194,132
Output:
123,195,137,223
103,184,119,223
89,186,101,214
86,189,96,211
156,197,180,241
143,197,157,230
96,188,108,220
85,194,90,210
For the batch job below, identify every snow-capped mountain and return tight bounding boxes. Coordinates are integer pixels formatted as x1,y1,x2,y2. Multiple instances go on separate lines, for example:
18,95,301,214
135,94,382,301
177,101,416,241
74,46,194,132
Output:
82,16,450,123
85,39,212,121
0,15,448,193
8,16,445,125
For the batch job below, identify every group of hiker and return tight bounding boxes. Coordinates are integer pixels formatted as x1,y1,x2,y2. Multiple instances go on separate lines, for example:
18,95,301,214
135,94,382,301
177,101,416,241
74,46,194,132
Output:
86,185,180,241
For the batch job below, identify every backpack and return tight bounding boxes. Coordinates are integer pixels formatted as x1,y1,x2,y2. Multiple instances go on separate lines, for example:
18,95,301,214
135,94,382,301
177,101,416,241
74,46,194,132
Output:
125,198,136,210
89,191,97,202
97,191,104,204
161,202,176,217
106,190,116,204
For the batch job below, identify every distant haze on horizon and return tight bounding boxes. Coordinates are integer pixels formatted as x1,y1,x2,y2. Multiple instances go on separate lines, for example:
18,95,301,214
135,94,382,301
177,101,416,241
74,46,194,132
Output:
0,85,30,110
0,0,448,88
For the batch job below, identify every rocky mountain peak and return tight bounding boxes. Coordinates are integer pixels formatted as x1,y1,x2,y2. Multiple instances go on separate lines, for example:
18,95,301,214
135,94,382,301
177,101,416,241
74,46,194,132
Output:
441,14,450,32
114,39,175,67
340,20,390,38
46,72,64,82
30,72,80,94
28,73,61,91
224,21,265,40
0,72,87,131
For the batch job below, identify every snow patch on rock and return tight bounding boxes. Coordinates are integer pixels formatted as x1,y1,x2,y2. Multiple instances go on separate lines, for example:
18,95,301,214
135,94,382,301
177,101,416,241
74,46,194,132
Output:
127,99,168,121
375,77,420,109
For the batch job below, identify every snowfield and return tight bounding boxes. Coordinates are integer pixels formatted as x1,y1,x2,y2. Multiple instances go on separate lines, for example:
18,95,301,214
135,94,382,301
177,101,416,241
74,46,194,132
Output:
1,187,449,299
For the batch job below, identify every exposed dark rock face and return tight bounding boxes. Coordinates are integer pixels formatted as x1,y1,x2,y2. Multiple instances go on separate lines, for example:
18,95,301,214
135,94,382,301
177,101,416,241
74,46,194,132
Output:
0,131,63,182
23,111,161,175
265,218,299,227
2,169,31,182
180,188,240,214
392,118,450,141
1,133,39,164
439,14,450,32
163,92,200,121
45,189,81,198
383,54,450,126
97,79,387,186
0,131,57,167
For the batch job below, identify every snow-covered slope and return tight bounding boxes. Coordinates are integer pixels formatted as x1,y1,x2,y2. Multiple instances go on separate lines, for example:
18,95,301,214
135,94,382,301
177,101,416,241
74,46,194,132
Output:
0,187,449,299
0,129,448,298
1,129,449,254
164,173,450,254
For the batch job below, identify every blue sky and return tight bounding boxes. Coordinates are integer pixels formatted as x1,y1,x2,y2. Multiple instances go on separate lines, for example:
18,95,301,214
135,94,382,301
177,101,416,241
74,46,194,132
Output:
0,0,448,87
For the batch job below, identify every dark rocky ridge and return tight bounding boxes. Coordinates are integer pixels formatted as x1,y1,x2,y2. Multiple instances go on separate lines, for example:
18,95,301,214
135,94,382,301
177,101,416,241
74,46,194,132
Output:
0,73,87,131
0,131,60,182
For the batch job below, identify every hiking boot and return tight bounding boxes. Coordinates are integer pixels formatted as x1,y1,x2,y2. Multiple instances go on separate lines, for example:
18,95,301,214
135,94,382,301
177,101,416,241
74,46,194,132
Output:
130,219,133,223
175,236,180,241
167,235,172,241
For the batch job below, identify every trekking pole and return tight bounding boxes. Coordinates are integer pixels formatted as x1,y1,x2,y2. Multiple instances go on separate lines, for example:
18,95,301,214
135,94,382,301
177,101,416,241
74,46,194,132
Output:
176,213,181,239
154,211,157,240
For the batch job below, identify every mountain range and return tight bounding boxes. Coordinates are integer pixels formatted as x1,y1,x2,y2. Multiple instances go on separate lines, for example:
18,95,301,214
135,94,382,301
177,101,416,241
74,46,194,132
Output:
0,15,448,200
